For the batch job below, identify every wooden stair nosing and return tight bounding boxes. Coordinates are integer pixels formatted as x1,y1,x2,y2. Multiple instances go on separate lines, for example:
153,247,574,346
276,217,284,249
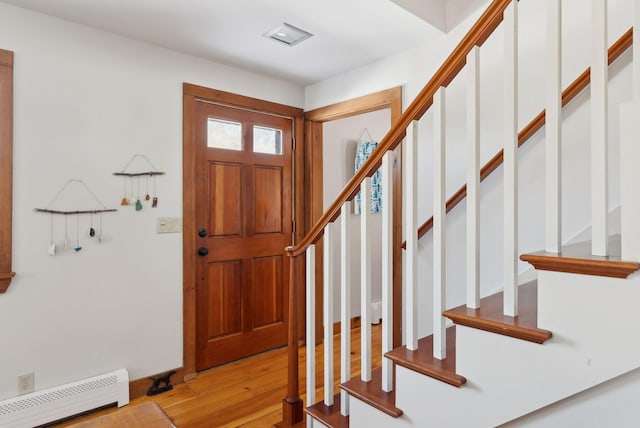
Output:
443,281,552,345
385,326,467,388
520,253,640,279
305,394,349,428
520,235,640,279
340,368,403,418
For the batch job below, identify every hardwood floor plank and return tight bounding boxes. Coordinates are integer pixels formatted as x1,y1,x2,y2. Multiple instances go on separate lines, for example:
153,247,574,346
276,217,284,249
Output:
68,402,175,428
54,324,382,428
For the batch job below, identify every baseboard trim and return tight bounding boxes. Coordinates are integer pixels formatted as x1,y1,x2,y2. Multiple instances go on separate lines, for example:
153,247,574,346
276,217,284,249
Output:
333,316,361,336
129,319,360,399
129,367,185,399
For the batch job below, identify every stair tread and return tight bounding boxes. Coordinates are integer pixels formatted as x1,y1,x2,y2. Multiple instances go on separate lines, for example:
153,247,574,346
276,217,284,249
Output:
305,393,349,428
340,367,403,418
385,326,467,387
443,281,552,344
520,235,640,278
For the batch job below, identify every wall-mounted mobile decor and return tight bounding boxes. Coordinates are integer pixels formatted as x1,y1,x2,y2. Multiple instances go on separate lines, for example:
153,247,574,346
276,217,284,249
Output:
113,154,165,211
35,179,117,256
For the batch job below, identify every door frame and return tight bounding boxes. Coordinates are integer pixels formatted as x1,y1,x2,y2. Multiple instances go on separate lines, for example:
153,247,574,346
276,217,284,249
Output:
183,83,304,380
304,86,403,347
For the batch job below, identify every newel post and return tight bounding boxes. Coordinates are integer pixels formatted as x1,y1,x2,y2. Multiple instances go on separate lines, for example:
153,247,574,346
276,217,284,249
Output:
280,246,303,425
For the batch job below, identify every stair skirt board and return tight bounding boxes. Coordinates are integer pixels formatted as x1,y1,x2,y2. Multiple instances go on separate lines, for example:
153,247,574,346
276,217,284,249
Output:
0,369,129,428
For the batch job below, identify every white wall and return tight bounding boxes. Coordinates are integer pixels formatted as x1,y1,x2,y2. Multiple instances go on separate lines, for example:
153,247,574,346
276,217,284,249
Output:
0,2,303,401
306,0,633,340
322,109,391,323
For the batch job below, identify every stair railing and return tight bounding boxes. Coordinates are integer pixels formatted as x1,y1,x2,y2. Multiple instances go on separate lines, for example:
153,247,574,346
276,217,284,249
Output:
278,0,515,425
279,0,638,425
408,30,633,250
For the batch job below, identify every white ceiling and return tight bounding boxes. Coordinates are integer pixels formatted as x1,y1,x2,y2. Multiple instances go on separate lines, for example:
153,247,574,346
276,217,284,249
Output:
0,0,484,86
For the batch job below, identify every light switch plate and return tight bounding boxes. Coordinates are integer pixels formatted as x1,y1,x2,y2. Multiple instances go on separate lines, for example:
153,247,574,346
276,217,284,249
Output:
157,217,182,233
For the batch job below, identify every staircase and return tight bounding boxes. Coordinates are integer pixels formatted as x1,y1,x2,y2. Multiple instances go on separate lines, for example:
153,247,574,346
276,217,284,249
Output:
276,0,640,426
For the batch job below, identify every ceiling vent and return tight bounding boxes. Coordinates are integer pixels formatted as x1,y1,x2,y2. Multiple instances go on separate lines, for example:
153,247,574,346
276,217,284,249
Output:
263,23,313,47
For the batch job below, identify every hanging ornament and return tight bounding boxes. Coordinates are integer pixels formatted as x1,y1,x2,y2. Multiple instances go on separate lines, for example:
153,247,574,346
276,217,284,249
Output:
152,175,158,208
129,176,135,207
120,177,129,206
64,215,69,252
48,213,56,256
74,214,82,252
35,179,117,255
98,213,103,243
89,214,96,237
145,175,151,201
135,176,143,211
113,155,164,209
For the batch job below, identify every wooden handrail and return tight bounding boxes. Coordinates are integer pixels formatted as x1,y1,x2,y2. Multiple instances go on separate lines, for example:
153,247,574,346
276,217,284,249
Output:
405,27,633,247
287,0,512,258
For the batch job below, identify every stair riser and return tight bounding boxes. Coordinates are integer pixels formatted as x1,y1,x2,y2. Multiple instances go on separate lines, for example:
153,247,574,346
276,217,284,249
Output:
348,397,403,428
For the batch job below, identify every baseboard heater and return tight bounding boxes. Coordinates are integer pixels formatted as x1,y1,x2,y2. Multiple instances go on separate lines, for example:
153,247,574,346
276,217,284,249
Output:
0,369,129,428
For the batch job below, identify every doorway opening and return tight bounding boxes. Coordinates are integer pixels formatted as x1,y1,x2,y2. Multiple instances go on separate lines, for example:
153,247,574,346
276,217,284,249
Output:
304,87,403,346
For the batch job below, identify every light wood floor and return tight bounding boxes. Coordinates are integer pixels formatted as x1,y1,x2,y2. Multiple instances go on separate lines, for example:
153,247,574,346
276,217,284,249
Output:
55,324,383,428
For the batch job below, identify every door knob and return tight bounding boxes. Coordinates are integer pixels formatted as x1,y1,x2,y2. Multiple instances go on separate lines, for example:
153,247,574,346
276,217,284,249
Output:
198,247,209,257
198,228,207,237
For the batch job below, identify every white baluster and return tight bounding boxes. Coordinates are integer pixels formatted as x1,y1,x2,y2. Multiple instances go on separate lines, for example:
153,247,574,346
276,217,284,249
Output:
381,150,394,392
466,46,481,310
504,0,519,317
405,121,419,351
306,245,316,428
361,177,372,382
591,0,609,256
433,87,447,359
340,204,351,415
546,0,562,254
323,225,334,406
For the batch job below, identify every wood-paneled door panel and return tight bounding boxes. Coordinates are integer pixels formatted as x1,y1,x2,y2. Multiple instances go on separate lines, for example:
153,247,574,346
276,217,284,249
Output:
195,101,292,370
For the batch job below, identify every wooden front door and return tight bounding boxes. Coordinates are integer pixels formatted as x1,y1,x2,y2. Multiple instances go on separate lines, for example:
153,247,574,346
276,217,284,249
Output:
194,101,292,370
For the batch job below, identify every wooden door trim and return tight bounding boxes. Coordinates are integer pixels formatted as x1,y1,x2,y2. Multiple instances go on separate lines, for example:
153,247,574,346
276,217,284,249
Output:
183,83,304,380
304,86,403,347
0,49,15,293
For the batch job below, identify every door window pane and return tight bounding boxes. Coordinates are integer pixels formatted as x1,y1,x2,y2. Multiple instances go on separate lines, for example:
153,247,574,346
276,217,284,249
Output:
208,118,242,151
253,126,283,155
